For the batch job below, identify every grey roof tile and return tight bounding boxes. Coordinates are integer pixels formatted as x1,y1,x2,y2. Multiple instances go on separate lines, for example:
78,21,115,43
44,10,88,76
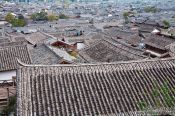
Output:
17,58,175,115
0,45,31,72
30,44,63,65
79,39,147,63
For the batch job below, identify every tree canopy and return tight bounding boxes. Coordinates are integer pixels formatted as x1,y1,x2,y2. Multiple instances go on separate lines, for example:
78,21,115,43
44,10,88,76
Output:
163,20,170,29
48,14,59,21
11,18,26,27
5,13,26,27
31,11,48,21
59,13,69,19
31,11,60,21
123,12,129,23
5,12,15,23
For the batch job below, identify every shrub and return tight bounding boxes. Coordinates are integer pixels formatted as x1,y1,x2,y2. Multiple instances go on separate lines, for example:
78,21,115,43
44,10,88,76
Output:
11,18,26,27
48,14,59,21
5,12,15,23
123,12,129,23
59,13,69,19
31,11,48,21
163,20,170,29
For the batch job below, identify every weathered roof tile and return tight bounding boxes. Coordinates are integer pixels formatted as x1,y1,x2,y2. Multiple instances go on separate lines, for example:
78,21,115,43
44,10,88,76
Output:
30,44,63,65
144,34,175,50
17,58,175,115
0,45,31,72
79,39,147,63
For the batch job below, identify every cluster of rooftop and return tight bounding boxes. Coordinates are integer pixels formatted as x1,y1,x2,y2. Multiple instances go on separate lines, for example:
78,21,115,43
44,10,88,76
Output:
0,0,175,115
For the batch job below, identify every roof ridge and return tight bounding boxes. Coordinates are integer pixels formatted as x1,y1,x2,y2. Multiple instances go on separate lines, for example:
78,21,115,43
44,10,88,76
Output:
17,57,175,68
0,41,26,46
26,44,33,64
79,38,105,52
43,44,63,60
103,37,146,56
105,36,145,52
101,32,145,52
80,36,147,60
0,44,28,50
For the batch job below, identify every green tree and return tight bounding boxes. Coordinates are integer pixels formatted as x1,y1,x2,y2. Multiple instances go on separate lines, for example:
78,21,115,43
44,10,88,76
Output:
31,11,48,21
11,19,26,27
123,12,129,24
47,14,59,21
59,13,69,19
163,20,170,29
30,13,37,21
5,12,15,23
2,96,16,115
38,11,48,21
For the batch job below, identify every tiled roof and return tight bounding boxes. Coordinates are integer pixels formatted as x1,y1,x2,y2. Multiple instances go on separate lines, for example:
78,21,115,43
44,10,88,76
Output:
0,41,26,48
125,34,142,46
25,32,48,45
30,44,63,65
138,24,155,32
168,42,175,57
144,34,175,50
0,45,31,72
12,36,28,43
0,37,11,43
65,36,85,44
84,33,104,46
17,58,175,115
79,39,147,63
104,27,136,39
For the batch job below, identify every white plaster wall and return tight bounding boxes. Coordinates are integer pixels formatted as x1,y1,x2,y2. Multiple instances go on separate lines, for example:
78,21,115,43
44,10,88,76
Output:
77,43,85,50
0,70,16,81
